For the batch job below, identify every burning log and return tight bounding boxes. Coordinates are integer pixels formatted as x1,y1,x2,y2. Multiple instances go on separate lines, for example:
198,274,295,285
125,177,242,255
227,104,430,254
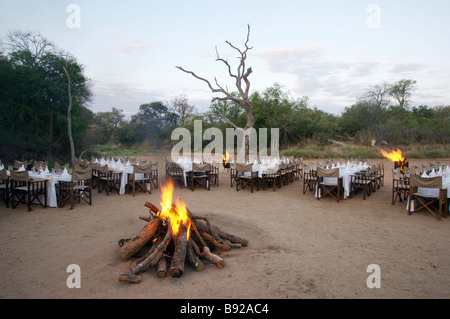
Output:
118,178,248,283
118,218,163,261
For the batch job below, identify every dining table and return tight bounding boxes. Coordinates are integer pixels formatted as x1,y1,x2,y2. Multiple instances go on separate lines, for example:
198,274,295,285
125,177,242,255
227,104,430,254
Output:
316,161,370,199
95,158,155,195
407,167,450,211
6,166,72,208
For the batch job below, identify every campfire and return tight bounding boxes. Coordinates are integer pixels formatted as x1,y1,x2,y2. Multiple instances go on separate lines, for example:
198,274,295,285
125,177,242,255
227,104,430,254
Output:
380,148,408,173
222,151,230,169
118,178,248,283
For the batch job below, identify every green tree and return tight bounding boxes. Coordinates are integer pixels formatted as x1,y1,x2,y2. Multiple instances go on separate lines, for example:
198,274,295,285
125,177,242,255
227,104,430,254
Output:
0,31,92,164
389,79,416,111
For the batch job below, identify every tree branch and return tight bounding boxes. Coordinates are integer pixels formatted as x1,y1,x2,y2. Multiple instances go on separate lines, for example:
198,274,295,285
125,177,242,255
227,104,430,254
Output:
215,110,239,129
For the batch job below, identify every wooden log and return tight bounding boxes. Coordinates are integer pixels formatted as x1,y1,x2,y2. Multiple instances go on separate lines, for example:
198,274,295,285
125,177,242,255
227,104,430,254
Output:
145,201,161,218
118,217,163,261
186,240,204,271
120,223,173,283
195,221,249,247
157,256,168,278
169,224,188,278
200,231,230,251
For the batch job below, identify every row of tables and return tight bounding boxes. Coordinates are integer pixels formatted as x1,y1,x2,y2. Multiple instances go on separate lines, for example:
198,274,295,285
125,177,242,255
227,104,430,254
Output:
2,158,151,208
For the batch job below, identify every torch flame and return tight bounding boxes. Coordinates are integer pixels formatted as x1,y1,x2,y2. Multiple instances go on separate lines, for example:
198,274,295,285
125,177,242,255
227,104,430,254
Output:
158,178,191,239
223,151,230,165
380,148,405,163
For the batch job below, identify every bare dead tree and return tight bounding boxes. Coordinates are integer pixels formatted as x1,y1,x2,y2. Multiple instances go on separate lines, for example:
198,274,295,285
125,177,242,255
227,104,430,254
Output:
363,82,390,108
176,25,254,159
3,31,55,66
62,63,76,170
170,94,196,125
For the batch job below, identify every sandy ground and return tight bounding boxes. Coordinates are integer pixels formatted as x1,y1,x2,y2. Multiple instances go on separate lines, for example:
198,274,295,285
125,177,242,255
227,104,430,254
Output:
0,154,449,299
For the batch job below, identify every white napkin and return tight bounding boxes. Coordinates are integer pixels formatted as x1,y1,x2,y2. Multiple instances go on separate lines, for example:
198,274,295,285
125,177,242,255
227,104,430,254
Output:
61,167,70,177
126,160,131,167
40,170,47,177
44,166,49,173
421,171,428,178
0,163,4,170
429,169,437,177
18,164,25,171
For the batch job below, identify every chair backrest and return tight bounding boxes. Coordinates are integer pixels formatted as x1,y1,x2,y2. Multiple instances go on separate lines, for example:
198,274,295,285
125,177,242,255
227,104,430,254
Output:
73,165,92,181
192,163,211,172
133,163,152,174
0,169,7,180
421,163,429,173
139,159,148,166
236,163,252,172
10,170,30,181
403,167,411,178
317,167,339,178
97,164,109,174
392,168,401,180
14,160,29,170
410,175,442,189
33,160,48,171
54,162,70,174
304,163,311,173
76,157,90,168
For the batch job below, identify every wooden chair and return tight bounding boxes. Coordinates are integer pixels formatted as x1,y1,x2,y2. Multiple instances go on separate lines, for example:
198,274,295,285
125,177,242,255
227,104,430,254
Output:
14,160,30,170
10,170,47,211
33,160,48,172
209,162,219,187
391,168,409,204
230,163,237,187
316,167,343,202
127,163,152,196
294,157,303,180
97,164,114,196
54,162,70,174
408,175,447,220
235,163,259,193
166,161,185,187
302,163,317,194
151,162,159,189
262,168,280,191
189,163,211,191
58,164,93,209
0,169,9,207
350,168,373,200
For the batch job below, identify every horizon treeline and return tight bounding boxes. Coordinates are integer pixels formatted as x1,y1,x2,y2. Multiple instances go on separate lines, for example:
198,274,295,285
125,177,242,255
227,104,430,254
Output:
1,32,449,165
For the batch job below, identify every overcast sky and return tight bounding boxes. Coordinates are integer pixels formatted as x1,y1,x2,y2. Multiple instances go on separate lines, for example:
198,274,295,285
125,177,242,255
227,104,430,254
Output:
1,0,449,117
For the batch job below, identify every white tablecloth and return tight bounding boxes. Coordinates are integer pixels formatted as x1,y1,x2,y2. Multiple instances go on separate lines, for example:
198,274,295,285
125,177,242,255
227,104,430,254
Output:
94,158,147,195
316,162,369,199
8,170,72,208
407,169,450,211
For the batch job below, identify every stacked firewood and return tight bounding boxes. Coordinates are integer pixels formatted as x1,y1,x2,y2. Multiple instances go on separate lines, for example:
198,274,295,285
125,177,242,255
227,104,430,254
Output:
118,201,248,283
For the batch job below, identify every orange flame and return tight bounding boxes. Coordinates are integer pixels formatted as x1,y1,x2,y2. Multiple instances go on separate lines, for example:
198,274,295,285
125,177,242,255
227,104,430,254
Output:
223,151,230,165
380,148,405,163
158,178,191,239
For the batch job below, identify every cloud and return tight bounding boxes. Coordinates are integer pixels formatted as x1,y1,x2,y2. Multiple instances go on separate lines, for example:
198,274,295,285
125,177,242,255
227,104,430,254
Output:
109,43,152,53
390,62,424,73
